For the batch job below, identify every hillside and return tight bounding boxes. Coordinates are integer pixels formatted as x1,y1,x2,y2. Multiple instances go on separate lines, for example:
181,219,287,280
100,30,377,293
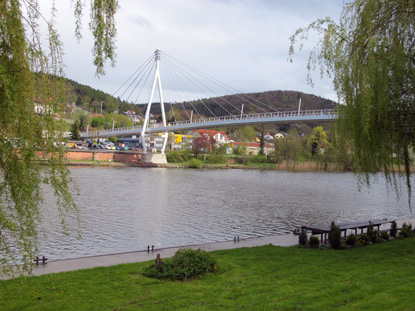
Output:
64,78,142,115
138,90,336,120
63,78,335,131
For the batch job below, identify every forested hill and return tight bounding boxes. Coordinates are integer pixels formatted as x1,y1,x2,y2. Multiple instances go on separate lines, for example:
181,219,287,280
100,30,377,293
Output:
203,90,336,113
64,77,336,118
64,78,143,115
139,90,337,119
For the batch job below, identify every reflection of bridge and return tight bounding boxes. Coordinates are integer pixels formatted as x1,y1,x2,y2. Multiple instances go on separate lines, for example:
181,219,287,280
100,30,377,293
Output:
80,49,337,162
81,109,336,139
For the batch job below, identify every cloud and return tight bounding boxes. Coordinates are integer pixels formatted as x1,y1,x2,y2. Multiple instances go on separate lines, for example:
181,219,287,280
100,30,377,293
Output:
37,0,345,102
128,15,152,28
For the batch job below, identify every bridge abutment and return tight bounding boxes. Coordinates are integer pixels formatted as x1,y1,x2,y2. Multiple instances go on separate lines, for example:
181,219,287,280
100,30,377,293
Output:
141,153,167,164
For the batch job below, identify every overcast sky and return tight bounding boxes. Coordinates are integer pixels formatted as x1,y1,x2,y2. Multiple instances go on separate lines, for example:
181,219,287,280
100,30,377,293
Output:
37,0,345,104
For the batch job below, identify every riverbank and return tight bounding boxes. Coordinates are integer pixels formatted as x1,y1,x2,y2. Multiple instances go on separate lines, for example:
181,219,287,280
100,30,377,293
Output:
63,149,349,171
2,237,415,310
6,232,299,279
4,217,413,280
65,159,347,171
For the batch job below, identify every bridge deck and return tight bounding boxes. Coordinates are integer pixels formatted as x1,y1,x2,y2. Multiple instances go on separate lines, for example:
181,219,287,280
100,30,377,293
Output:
81,109,336,139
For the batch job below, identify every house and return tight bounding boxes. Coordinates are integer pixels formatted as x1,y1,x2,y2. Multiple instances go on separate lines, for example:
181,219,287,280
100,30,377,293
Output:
188,129,232,147
169,133,193,151
233,142,274,156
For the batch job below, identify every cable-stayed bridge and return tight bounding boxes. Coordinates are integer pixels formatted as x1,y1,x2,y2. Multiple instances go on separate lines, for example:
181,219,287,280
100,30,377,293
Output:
80,49,337,156
81,109,335,139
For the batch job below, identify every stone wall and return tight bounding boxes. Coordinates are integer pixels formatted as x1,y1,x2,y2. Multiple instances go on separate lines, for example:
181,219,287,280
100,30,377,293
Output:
65,150,141,163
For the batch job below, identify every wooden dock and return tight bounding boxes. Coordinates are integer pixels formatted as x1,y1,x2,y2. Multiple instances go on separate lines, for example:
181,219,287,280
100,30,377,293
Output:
301,219,395,245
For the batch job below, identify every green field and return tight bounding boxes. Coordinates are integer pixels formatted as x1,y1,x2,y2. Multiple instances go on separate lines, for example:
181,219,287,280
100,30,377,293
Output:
1,238,415,310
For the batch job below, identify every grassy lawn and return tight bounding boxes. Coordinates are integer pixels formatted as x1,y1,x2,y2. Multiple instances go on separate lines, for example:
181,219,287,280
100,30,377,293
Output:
1,238,415,310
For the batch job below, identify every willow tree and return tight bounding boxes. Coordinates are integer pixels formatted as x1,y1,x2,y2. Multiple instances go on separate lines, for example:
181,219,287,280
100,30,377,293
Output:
0,0,118,275
289,0,415,202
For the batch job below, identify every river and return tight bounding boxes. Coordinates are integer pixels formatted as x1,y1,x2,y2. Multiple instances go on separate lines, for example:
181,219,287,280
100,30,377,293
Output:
38,167,414,260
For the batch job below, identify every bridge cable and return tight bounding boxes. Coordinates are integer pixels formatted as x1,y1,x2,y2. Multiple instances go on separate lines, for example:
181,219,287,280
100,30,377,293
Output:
160,59,191,120
161,58,203,120
162,55,239,118
125,59,155,103
162,57,218,118
163,53,268,115
160,57,205,120
111,53,154,97
163,52,279,113
132,61,157,105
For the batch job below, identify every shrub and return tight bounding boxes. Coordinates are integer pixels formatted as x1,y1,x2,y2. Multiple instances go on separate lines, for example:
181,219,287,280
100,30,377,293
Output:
357,233,370,246
328,221,341,249
298,228,308,246
390,221,398,238
167,150,192,163
205,153,225,164
398,222,413,238
308,235,320,248
367,221,374,238
345,233,357,247
370,229,379,243
187,158,202,169
380,231,389,241
143,248,217,281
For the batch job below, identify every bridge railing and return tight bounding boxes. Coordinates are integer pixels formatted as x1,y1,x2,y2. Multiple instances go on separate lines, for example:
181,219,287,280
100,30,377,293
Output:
166,109,335,127
81,109,336,137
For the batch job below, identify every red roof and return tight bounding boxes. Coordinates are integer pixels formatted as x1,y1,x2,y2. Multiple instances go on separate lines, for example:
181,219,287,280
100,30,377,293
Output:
196,129,230,140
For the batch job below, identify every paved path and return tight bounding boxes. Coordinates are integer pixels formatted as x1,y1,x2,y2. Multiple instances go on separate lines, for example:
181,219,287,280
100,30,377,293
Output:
3,217,414,279
29,233,298,277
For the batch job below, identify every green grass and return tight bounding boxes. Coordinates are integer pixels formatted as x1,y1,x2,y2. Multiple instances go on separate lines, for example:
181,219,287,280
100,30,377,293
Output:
1,239,415,310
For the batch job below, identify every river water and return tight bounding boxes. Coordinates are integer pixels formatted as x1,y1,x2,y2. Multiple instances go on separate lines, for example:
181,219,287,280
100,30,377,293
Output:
38,167,414,260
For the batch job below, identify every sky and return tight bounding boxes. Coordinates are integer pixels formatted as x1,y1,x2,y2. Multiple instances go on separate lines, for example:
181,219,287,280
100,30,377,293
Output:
37,0,346,104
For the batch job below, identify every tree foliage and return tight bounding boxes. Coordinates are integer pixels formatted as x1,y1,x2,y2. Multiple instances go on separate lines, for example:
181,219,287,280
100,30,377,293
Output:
308,126,328,157
0,0,118,275
71,121,81,140
290,0,415,202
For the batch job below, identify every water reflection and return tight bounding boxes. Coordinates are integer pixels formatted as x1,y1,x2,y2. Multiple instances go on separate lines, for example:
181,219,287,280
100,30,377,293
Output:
38,167,413,260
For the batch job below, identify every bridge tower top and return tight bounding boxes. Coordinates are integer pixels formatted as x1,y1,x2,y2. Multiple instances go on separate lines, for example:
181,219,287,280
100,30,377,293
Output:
155,48,161,61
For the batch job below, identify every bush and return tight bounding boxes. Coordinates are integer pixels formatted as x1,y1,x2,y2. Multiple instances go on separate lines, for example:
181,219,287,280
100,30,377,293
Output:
328,221,341,249
143,248,217,281
370,229,379,243
166,150,192,163
380,231,389,241
205,154,225,164
187,158,202,169
390,221,398,238
308,235,320,248
298,228,308,246
357,233,370,246
345,233,357,247
398,222,413,238
367,221,374,238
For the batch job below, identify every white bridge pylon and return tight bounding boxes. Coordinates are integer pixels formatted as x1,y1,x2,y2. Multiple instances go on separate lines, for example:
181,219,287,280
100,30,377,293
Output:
141,49,168,154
